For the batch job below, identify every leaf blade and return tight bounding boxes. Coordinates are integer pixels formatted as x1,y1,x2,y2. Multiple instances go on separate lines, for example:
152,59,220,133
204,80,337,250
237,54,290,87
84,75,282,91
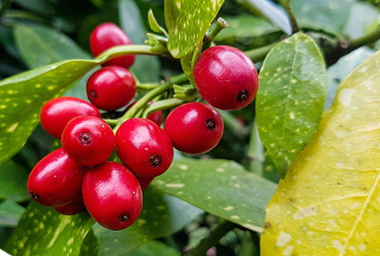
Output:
260,49,380,255
256,32,327,177
165,0,224,58
153,158,277,232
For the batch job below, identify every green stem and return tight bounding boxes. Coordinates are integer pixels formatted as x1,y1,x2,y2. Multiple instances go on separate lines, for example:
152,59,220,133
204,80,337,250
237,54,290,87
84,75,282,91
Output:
142,98,184,118
219,111,248,137
203,17,229,49
95,44,160,65
350,23,380,49
137,83,160,91
244,119,264,175
279,0,300,33
113,73,188,132
244,42,277,63
183,220,236,256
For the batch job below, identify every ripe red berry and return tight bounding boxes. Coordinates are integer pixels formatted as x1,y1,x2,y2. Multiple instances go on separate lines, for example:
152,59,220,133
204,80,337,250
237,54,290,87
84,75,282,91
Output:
125,100,163,126
115,118,173,178
86,66,136,111
193,45,259,111
89,22,135,68
27,148,87,207
61,116,115,167
164,102,224,154
135,174,154,190
40,96,100,139
82,161,142,231
54,194,86,215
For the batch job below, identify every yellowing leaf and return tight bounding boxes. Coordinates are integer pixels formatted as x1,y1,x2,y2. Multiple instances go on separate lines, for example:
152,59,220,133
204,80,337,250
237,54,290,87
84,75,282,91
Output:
260,50,380,255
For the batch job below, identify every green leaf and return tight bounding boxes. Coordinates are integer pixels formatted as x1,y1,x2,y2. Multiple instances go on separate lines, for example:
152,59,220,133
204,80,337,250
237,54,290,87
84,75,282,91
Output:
80,229,100,256
153,158,277,232
0,160,29,202
95,187,202,255
215,14,280,41
14,23,93,100
236,0,292,35
256,32,327,178
0,59,98,165
0,200,25,227
260,48,380,256
4,201,94,256
291,0,354,36
127,241,180,256
165,0,224,58
118,0,161,83
148,9,168,36
14,23,91,69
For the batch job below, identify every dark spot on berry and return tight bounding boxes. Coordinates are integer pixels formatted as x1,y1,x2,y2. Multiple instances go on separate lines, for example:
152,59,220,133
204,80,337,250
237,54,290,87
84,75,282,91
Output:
30,192,41,202
91,90,97,99
236,90,248,103
150,155,162,167
205,119,216,130
79,132,92,145
119,213,129,222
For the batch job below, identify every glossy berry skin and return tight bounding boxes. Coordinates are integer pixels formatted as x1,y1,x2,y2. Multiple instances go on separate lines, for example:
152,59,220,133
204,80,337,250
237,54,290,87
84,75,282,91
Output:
90,22,135,68
86,66,136,111
54,194,86,215
40,96,100,139
116,118,173,178
61,116,115,167
82,161,142,231
27,148,87,207
164,102,224,154
125,101,163,126
193,45,259,111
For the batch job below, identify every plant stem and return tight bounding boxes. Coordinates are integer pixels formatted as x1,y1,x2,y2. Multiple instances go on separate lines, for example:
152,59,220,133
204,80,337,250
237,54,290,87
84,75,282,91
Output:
95,44,160,64
244,119,264,175
279,0,300,33
183,220,236,256
142,98,184,118
203,17,229,49
244,42,277,63
113,73,188,132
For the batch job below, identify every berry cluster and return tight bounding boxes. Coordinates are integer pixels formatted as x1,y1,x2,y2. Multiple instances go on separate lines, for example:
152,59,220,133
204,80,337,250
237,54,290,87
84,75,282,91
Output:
27,22,259,231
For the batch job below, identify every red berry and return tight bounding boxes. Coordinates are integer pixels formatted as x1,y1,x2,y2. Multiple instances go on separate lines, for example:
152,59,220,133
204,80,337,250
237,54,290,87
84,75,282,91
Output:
61,116,115,167
86,66,136,111
164,102,224,154
40,96,100,139
125,101,163,126
82,161,142,231
54,194,86,215
89,22,135,68
115,118,173,178
135,174,154,190
27,148,87,207
193,45,259,111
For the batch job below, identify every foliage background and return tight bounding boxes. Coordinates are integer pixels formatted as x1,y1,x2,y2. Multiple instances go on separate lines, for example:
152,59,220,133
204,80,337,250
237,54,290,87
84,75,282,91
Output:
0,0,380,255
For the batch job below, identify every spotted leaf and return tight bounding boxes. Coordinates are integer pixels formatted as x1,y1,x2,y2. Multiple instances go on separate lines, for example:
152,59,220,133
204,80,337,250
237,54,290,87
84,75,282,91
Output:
165,0,224,58
153,158,277,232
256,32,327,178
260,49,380,255
0,59,98,165
94,187,202,255
4,201,95,256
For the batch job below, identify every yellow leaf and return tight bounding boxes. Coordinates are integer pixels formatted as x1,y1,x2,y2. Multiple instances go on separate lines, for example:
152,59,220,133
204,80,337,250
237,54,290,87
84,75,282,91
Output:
260,50,380,255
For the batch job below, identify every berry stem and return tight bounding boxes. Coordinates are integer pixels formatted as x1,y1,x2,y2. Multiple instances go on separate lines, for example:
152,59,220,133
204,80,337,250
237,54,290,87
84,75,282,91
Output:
113,73,188,132
244,119,265,175
137,83,160,91
203,17,229,49
142,98,184,118
95,45,161,64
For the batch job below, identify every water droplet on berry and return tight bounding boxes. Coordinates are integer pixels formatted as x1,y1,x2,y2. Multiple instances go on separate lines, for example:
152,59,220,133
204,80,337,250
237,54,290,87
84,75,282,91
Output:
205,119,216,130
236,90,248,103
79,132,92,145
150,155,162,167
119,213,129,222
